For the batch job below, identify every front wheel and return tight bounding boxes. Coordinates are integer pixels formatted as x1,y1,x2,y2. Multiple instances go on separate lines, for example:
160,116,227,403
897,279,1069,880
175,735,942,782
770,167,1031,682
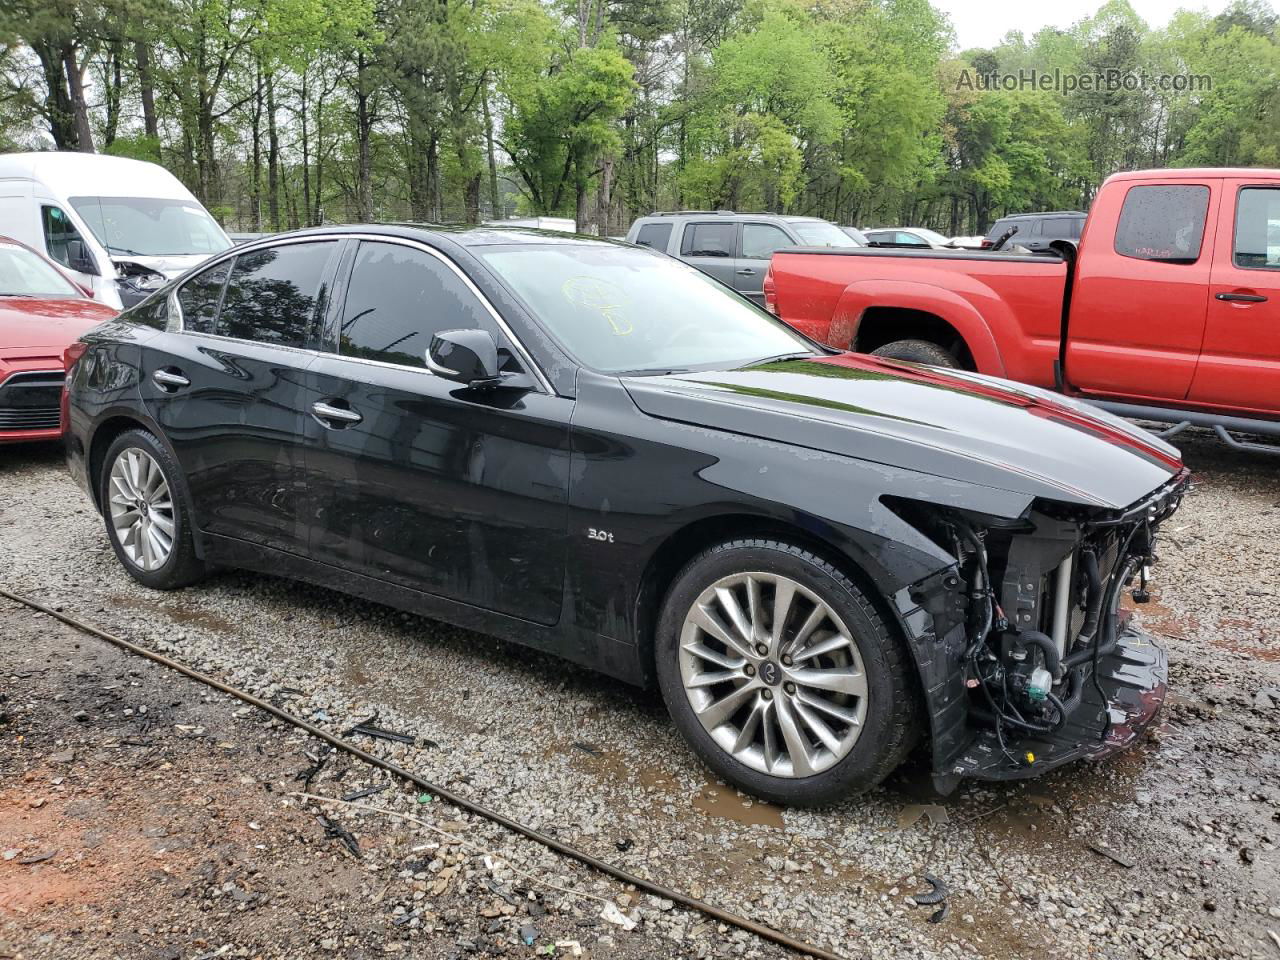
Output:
869,339,959,368
655,539,920,806
99,428,207,590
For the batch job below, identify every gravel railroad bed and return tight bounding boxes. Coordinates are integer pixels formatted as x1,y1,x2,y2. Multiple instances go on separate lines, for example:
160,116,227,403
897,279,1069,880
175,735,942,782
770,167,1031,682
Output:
1,429,1278,960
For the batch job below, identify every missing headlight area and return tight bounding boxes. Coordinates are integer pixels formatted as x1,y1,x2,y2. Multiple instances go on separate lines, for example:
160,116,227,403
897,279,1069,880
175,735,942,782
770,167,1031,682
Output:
888,471,1189,791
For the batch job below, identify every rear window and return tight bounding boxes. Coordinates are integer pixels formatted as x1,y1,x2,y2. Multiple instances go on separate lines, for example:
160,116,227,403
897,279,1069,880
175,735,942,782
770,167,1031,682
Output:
1043,217,1084,239
218,241,336,347
680,222,735,258
634,222,672,250
1114,185,1209,264
1233,186,1280,270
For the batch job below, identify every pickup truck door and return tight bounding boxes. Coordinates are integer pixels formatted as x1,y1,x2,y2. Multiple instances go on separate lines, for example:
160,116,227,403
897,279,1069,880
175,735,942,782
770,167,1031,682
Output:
1065,179,1220,403
678,221,739,289
1186,179,1280,415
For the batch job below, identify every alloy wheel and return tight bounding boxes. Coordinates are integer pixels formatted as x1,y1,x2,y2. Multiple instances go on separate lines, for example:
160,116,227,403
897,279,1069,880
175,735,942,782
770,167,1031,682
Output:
678,572,869,778
108,448,176,572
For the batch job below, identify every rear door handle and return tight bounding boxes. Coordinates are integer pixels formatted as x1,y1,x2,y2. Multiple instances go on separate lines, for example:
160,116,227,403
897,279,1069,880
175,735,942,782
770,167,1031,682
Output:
311,400,362,427
736,268,756,276
1215,292,1268,303
152,369,190,390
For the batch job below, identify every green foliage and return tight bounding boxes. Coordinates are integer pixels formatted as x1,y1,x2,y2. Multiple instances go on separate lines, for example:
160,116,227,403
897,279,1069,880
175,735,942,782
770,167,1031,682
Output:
3,0,1280,236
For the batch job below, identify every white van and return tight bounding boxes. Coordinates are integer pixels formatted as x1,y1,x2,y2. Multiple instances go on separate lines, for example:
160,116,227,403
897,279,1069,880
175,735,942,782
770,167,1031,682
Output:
0,152,233,309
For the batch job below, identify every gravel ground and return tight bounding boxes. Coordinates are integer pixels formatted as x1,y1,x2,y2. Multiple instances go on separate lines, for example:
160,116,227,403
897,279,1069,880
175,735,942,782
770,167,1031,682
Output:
2,427,1279,960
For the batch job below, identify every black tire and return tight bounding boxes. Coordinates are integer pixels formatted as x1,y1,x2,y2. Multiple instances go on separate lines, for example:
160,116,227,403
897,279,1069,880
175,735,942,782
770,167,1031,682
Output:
869,338,958,368
655,539,920,807
98,428,207,590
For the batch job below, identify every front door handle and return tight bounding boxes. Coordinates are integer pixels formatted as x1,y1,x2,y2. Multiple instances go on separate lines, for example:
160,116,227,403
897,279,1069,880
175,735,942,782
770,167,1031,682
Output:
736,268,756,276
1215,292,1268,303
152,369,190,390
311,400,362,427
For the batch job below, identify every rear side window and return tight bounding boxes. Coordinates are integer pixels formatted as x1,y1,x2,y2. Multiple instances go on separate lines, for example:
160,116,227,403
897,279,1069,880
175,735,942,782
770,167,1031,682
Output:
985,219,1012,241
1233,187,1280,270
1044,217,1083,239
680,222,735,258
338,241,492,369
1114,185,1209,264
740,223,793,259
219,241,336,347
177,260,231,334
634,222,672,250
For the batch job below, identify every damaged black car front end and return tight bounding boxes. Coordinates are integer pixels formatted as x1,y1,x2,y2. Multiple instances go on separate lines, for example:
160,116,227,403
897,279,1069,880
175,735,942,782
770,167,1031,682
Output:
894,470,1188,791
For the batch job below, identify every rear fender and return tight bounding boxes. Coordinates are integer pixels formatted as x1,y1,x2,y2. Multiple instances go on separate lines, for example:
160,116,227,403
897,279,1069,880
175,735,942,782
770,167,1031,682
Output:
833,280,1008,377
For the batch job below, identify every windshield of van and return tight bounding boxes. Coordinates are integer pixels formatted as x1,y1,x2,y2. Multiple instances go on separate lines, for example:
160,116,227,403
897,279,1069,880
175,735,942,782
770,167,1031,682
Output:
476,243,815,375
0,244,81,297
70,196,232,257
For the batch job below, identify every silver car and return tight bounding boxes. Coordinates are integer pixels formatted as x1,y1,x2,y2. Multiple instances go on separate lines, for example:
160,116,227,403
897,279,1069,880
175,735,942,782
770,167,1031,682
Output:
625,211,857,306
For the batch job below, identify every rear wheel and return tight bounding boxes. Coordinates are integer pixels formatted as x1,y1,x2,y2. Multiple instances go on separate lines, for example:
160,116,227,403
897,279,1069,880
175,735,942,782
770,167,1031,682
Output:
656,539,920,806
99,429,206,590
869,338,958,368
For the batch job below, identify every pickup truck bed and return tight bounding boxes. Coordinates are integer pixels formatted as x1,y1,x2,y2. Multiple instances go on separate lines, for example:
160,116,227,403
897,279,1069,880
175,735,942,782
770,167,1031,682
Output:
765,168,1280,447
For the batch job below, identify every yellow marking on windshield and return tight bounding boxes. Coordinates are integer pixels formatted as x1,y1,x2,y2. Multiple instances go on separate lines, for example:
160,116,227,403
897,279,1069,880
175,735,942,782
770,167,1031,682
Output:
562,276,633,335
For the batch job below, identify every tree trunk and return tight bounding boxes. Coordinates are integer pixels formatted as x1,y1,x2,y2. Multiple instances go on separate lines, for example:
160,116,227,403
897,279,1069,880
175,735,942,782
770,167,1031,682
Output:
251,68,263,231
355,51,374,221
300,68,312,227
596,156,614,235
136,42,159,137
482,86,500,219
32,40,75,149
63,46,94,152
103,41,123,147
267,71,280,230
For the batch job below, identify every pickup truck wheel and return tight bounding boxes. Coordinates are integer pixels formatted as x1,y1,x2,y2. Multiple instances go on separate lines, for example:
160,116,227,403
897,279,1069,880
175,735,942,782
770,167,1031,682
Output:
655,539,920,806
870,339,958,368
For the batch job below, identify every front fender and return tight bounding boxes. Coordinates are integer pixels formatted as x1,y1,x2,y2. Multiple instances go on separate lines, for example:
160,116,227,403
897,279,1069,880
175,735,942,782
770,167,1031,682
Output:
832,279,1008,377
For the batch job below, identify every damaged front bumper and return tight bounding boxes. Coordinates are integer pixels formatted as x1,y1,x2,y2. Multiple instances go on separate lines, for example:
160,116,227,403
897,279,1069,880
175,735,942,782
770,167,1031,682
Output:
939,616,1166,787
894,469,1188,791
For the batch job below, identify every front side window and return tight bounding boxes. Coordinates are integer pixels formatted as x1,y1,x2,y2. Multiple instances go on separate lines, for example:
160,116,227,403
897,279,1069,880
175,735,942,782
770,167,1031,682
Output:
41,205,93,271
477,242,812,375
740,223,794,259
219,242,336,347
634,222,672,250
680,222,735,258
339,241,492,369
177,259,232,334
0,243,81,297
1233,187,1280,270
70,196,231,257
1114,184,1209,264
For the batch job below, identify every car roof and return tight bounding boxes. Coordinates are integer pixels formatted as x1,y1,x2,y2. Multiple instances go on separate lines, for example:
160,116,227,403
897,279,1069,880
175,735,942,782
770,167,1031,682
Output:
0,151,197,201
235,223,630,250
994,211,1087,220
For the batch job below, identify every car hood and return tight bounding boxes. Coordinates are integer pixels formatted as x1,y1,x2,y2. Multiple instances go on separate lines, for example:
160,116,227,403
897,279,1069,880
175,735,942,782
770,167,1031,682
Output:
0,297,118,353
113,253,216,278
620,353,1183,510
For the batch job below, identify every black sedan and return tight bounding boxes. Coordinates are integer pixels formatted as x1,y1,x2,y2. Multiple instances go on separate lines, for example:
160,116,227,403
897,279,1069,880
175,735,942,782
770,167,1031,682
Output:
65,225,1188,805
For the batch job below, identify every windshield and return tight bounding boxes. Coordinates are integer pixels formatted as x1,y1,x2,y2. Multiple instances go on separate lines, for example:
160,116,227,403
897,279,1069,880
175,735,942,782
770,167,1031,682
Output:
0,245,81,297
70,196,232,257
791,221,859,247
477,244,814,374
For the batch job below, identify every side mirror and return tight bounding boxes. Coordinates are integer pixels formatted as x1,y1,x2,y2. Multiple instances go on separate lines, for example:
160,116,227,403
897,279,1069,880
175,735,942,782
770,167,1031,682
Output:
427,329,502,388
65,239,99,276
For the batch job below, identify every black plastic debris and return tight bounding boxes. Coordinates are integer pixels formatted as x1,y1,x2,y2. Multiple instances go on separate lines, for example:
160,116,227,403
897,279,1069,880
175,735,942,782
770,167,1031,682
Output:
345,717,426,746
572,742,601,757
341,784,389,802
615,838,633,852
316,814,361,858
1087,842,1135,868
296,747,334,788
912,873,948,906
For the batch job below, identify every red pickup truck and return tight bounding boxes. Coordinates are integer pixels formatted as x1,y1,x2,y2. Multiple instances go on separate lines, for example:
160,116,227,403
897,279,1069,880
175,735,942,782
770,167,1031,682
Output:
765,168,1280,450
